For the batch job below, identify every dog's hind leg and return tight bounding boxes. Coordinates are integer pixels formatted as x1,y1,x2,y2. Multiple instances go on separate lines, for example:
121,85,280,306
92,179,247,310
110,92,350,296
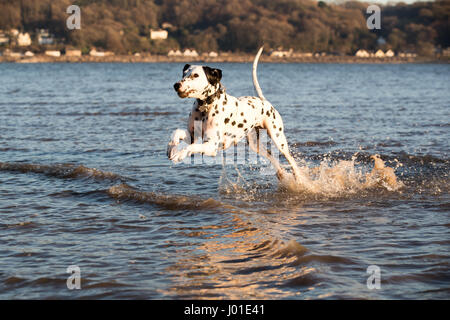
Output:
263,116,305,183
247,128,287,181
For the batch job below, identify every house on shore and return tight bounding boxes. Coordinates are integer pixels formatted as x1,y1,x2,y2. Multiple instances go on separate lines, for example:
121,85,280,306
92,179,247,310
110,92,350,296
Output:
45,50,61,57
89,49,114,57
374,49,385,58
150,29,168,40
3,49,22,57
0,31,9,45
18,32,32,46
168,49,183,57
398,52,417,58
183,49,199,57
38,29,55,45
355,49,370,58
270,48,293,58
385,49,395,57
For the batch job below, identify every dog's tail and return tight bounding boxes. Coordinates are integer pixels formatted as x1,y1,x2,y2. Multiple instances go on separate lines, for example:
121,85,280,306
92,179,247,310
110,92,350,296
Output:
252,46,266,101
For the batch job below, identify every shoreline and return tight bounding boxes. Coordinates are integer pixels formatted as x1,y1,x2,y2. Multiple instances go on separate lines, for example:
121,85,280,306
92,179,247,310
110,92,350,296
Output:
1,53,447,64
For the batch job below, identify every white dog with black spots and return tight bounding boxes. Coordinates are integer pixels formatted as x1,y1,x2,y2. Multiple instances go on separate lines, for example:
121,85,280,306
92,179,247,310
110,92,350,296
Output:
167,47,302,182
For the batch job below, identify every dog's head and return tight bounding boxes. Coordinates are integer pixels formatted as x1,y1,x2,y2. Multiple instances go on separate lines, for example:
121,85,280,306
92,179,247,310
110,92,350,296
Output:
174,64,222,99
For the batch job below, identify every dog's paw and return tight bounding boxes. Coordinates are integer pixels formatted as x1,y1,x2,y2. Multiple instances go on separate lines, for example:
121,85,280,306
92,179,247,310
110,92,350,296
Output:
169,148,191,163
167,143,178,159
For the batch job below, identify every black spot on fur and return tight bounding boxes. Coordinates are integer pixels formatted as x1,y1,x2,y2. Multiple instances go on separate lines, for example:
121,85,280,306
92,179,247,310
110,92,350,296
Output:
224,118,230,124
232,121,236,126
237,123,244,128
266,111,270,116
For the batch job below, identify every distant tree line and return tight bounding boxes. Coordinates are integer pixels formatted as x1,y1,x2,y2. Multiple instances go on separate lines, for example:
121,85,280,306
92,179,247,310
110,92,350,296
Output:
0,0,448,56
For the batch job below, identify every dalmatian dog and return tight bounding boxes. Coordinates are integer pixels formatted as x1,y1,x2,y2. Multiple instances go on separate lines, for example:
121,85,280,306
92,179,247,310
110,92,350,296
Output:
167,47,303,182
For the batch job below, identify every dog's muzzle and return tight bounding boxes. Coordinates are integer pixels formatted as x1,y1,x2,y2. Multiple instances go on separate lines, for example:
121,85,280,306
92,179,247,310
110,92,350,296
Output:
174,82,188,98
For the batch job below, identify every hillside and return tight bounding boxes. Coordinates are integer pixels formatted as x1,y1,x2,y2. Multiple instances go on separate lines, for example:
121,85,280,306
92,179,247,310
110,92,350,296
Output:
0,0,448,56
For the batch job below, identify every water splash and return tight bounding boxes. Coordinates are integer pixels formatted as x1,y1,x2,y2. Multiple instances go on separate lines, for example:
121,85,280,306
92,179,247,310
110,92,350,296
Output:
280,154,403,195
218,153,405,199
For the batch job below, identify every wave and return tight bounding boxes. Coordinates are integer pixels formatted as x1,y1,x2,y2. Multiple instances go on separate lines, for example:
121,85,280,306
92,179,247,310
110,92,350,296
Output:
53,111,179,117
292,140,338,148
0,162,128,182
107,183,234,212
1,151,447,211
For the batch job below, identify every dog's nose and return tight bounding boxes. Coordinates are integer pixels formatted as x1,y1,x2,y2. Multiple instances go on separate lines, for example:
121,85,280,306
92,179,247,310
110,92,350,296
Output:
174,82,181,91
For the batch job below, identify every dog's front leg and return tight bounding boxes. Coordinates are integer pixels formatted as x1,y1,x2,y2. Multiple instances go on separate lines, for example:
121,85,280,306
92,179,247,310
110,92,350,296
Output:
167,129,191,159
169,140,218,163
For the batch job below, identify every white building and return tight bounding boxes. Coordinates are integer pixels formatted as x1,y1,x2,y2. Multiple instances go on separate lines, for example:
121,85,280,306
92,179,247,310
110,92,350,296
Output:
17,32,32,46
168,49,183,57
38,29,55,45
150,29,168,40
270,49,293,58
161,22,174,30
374,49,385,58
385,49,395,57
183,49,199,57
89,49,114,57
45,50,61,57
10,29,19,37
0,31,9,45
4,49,22,58
355,49,370,58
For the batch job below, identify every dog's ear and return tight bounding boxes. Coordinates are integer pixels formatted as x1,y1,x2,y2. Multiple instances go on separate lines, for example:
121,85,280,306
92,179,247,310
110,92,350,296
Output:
203,66,222,85
183,64,191,73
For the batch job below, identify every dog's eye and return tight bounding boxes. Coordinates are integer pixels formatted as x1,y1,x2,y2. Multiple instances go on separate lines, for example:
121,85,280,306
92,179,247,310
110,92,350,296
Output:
193,74,199,78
